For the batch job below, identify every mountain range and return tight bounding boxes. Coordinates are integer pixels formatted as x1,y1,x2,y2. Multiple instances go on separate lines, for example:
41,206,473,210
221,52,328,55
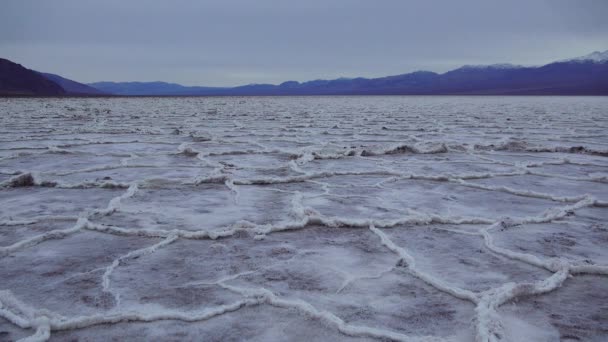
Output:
1,50,607,96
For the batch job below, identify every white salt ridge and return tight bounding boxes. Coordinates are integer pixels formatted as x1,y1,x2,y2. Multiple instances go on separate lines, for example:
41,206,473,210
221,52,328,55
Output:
471,139,608,156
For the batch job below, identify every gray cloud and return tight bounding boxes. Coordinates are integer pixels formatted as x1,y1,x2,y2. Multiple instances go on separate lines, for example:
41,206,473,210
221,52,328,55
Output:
1,0,607,86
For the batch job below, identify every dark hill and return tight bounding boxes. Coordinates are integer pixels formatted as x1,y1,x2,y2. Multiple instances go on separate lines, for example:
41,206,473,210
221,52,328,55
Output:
0,58,65,96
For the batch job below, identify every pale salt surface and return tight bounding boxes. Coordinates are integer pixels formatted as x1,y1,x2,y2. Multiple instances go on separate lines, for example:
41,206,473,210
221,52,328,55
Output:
0,96,607,342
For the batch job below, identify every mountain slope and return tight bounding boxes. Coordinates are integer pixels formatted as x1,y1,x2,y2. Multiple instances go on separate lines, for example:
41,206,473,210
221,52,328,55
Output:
560,50,608,63
39,72,107,95
0,58,66,96
432,60,608,95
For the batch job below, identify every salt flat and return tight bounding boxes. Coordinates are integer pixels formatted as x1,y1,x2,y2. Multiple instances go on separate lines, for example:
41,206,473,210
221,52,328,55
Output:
0,96,607,342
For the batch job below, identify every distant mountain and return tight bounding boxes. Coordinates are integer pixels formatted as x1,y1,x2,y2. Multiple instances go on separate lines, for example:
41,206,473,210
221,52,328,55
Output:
0,58,65,96
88,81,225,96
0,58,107,96
433,60,608,95
85,50,608,96
39,72,107,95
560,50,608,63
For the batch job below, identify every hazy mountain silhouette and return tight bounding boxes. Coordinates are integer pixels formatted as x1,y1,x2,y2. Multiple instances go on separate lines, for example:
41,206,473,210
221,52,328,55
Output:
38,72,106,95
0,58,105,96
87,81,221,96
88,50,608,96
0,58,65,96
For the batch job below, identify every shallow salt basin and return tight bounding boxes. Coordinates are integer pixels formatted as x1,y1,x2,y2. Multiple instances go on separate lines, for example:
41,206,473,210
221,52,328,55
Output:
0,96,607,342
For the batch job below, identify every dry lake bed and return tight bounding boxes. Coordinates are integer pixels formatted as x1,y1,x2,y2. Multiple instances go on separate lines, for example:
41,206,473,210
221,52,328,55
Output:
1,96,607,341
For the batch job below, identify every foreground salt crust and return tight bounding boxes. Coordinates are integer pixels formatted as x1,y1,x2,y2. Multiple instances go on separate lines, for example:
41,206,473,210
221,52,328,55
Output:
0,96,607,341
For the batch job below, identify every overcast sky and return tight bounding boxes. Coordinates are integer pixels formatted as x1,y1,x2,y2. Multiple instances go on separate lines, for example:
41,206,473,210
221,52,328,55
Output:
1,0,607,86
